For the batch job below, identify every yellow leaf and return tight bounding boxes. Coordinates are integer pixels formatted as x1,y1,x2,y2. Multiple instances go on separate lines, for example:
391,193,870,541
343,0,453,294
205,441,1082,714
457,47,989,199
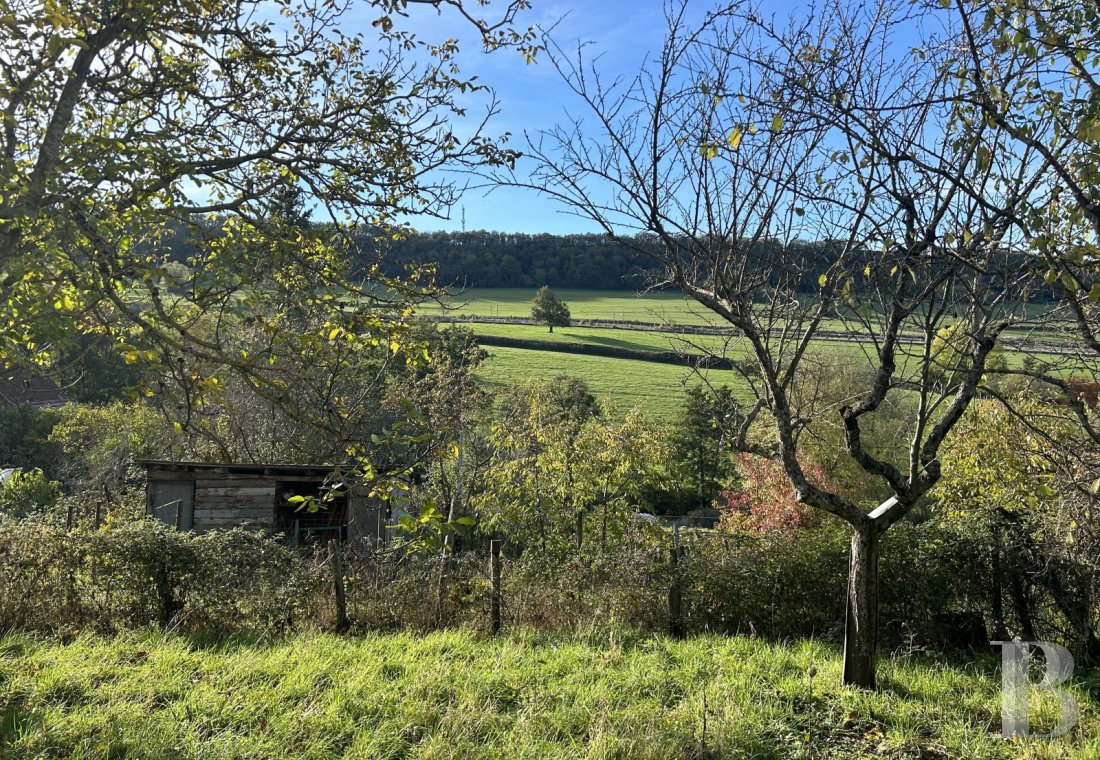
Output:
771,114,784,132
727,127,743,150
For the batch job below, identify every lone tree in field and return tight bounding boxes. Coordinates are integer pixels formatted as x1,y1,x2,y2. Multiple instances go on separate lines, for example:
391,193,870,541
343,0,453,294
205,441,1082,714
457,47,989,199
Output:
531,286,571,332
508,0,1095,688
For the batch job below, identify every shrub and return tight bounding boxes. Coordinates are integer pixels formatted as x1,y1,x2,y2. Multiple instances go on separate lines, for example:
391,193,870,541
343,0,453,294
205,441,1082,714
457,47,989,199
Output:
0,468,61,518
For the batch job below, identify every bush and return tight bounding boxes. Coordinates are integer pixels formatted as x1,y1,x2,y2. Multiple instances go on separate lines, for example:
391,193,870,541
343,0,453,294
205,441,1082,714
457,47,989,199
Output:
503,523,669,632
681,524,848,638
0,468,61,518
0,518,326,635
0,511,992,647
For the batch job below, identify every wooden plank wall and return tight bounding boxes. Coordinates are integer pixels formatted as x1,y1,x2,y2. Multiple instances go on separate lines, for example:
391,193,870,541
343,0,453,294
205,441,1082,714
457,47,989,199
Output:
192,479,276,531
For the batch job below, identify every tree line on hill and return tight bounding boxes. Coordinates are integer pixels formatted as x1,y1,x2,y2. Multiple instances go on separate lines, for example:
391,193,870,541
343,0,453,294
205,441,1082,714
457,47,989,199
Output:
154,222,1065,304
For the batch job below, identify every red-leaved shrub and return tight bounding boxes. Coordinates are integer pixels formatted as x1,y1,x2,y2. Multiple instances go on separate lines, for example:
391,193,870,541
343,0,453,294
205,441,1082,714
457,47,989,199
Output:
718,454,831,536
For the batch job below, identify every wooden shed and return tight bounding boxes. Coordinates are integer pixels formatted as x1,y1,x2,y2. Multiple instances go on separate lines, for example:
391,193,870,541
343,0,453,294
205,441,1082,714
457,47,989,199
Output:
140,460,387,549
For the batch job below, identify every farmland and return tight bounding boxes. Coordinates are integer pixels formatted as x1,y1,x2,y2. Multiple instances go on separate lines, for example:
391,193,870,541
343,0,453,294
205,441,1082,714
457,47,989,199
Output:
3,629,1096,759
428,289,1070,420
420,288,721,325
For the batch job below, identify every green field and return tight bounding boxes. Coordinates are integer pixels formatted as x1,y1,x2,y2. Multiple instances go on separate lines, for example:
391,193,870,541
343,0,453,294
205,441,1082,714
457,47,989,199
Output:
474,346,736,419
2,630,1095,759
423,288,1060,338
469,322,883,362
422,288,721,325
435,290,1075,419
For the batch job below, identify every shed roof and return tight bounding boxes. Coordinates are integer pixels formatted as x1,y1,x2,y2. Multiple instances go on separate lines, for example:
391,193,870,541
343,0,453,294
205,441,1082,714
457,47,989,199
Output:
138,459,341,478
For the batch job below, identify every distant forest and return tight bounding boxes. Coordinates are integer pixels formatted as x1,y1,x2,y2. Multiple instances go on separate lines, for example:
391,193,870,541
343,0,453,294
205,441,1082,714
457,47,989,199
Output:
161,223,1055,299
379,230,654,290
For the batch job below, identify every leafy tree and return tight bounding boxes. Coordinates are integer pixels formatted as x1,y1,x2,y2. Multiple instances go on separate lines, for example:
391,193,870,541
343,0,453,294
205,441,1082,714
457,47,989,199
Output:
475,376,664,557
938,396,1100,658
930,323,1007,389
382,325,491,556
48,400,176,513
719,454,828,537
531,286,571,332
513,0,1081,687
0,468,60,519
54,333,144,403
668,386,738,511
951,1,1100,362
0,0,534,484
0,404,62,475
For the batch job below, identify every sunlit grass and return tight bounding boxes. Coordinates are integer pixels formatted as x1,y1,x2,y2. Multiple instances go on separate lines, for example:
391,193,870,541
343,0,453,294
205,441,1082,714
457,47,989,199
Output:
473,346,738,420
1,630,1096,759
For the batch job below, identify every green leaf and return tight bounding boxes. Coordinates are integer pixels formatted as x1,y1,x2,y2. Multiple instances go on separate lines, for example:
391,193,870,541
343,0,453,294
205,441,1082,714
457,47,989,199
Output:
975,145,991,172
1089,284,1100,302
770,114,784,132
818,274,827,287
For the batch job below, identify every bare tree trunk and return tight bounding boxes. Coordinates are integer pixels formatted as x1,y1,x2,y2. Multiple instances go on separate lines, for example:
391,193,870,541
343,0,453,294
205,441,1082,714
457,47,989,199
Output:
843,523,880,688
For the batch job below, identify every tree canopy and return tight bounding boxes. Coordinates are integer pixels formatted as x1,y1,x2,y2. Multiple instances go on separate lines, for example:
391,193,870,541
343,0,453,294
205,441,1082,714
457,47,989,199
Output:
531,285,570,332
0,0,534,473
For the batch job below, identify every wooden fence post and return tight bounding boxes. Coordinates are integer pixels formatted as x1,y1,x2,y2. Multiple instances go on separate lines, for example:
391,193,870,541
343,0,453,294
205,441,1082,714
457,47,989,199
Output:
490,539,502,636
669,524,685,639
331,542,349,633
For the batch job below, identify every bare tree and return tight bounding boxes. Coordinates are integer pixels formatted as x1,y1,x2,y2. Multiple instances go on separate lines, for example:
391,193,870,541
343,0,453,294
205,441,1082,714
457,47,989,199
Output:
504,0,1077,687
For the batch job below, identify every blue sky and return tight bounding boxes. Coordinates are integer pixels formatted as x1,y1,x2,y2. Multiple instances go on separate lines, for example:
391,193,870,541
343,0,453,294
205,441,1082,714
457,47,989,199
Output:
379,0,678,235
360,1,940,237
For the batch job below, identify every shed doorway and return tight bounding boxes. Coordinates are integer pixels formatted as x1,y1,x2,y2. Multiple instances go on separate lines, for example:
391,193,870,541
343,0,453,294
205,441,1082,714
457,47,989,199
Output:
276,481,348,545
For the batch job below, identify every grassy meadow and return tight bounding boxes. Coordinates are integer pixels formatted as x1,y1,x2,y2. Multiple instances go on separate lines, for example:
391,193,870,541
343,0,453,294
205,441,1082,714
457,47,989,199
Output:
474,345,733,420
422,288,721,325
2,629,1097,759
445,290,1068,420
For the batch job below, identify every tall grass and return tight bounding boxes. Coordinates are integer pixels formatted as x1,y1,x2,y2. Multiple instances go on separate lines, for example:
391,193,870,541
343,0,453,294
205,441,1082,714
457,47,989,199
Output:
1,629,1096,758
